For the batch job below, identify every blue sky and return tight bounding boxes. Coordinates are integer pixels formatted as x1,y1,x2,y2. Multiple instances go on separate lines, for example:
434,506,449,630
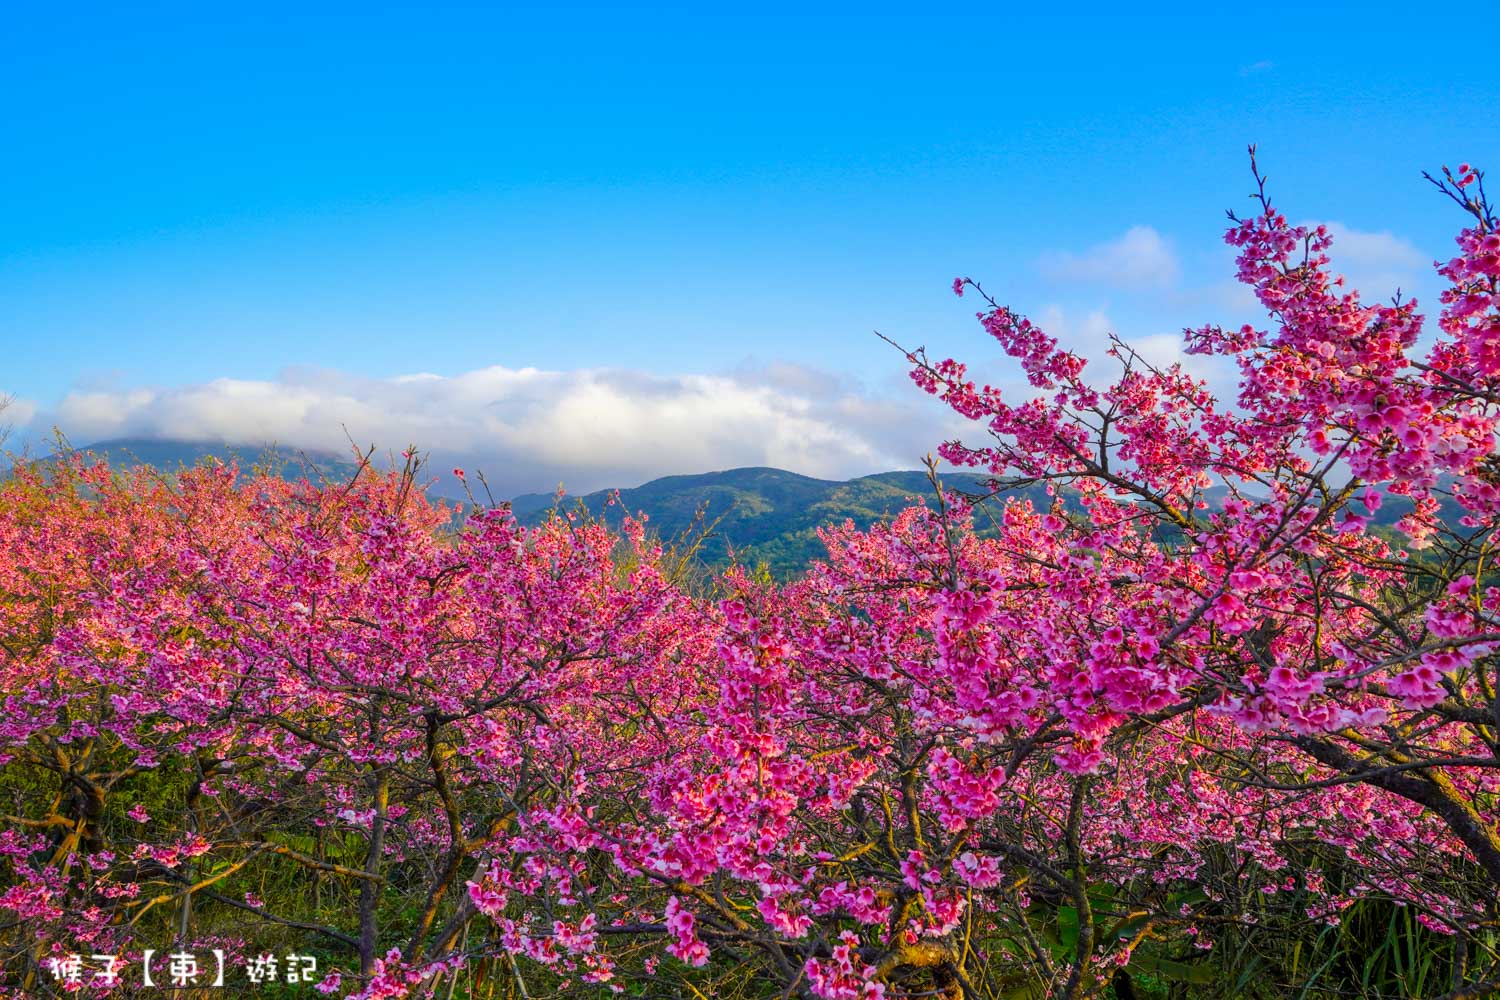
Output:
3,3,1496,492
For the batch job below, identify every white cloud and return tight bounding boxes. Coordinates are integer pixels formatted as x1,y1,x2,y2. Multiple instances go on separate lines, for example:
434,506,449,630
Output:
1203,277,1261,315
1321,224,1426,269
0,393,37,446
26,363,969,495
1314,222,1431,303
1029,306,1227,385
1036,305,1114,346
1038,226,1180,291
0,392,35,421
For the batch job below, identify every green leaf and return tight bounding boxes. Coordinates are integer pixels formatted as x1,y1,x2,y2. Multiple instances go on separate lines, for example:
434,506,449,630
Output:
1110,913,1153,943
1125,952,1215,985
1057,906,1079,951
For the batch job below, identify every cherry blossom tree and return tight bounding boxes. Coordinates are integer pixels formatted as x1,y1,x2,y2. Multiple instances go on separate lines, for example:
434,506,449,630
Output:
0,455,713,995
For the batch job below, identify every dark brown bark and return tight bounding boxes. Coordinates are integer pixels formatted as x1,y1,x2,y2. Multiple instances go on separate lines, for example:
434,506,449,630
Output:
357,768,390,976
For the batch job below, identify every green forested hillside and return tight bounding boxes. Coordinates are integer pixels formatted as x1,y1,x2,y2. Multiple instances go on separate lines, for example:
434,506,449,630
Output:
511,466,1015,577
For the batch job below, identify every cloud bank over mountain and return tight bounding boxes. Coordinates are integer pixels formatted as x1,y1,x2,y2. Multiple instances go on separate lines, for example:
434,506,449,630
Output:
20,362,972,495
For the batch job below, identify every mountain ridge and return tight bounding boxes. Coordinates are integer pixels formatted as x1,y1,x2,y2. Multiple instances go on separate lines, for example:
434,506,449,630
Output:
509,464,1010,576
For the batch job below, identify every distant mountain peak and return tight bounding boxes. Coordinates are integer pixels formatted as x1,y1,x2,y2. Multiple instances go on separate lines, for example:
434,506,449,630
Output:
34,437,365,481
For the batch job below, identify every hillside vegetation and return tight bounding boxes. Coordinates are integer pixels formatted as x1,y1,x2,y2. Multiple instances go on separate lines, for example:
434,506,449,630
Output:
512,467,1014,577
